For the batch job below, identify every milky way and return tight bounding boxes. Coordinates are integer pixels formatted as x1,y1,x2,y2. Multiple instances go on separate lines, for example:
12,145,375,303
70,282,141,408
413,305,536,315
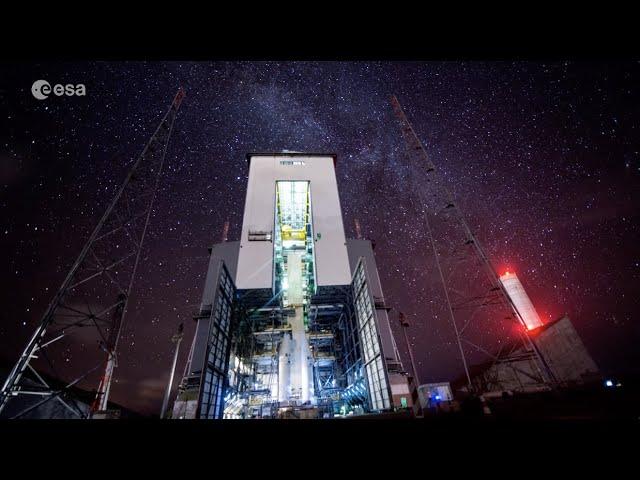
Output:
1,61,639,415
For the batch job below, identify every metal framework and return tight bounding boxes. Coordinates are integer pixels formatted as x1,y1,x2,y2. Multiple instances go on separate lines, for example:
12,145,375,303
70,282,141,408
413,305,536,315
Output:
0,89,185,418
390,95,556,393
196,262,235,419
352,258,393,411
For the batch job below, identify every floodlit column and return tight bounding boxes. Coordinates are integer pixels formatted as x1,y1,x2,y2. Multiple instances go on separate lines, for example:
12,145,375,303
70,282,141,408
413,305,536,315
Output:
499,271,544,330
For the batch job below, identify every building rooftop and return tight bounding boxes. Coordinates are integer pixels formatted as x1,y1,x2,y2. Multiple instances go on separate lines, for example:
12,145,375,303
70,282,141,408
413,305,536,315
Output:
246,152,337,168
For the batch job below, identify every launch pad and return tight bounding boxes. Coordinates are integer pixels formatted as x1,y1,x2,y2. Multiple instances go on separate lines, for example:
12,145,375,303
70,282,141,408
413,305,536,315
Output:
170,153,412,419
0,92,602,420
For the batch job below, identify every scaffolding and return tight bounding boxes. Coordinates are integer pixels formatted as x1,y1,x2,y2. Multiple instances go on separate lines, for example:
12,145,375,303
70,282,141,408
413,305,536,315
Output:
390,95,556,395
0,89,185,419
222,291,287,418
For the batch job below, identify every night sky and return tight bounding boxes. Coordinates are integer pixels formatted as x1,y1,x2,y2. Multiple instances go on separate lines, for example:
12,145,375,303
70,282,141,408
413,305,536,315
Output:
1,61,639,416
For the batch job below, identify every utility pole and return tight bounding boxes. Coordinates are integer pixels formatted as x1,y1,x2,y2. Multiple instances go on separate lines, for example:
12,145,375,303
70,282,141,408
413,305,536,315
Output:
399,312,420,388
221,220,230,243
354,218,362,239
160,322,184,419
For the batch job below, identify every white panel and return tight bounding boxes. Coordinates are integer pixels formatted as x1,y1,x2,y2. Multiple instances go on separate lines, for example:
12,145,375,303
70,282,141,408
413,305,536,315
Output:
236,155,351,289
307,157,351,288
499,272,544,330
236,156,277,289
391,383,410,395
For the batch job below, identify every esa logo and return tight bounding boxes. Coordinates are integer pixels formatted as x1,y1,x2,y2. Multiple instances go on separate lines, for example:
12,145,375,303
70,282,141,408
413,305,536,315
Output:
31,80,86,100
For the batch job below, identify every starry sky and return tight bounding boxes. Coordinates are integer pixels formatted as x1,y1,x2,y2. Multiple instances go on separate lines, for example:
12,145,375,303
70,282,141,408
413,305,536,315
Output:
1,61,639,415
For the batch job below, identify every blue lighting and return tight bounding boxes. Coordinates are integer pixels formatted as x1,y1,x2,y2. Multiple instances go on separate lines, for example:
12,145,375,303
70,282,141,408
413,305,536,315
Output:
605,380,614,388
435,395,441,401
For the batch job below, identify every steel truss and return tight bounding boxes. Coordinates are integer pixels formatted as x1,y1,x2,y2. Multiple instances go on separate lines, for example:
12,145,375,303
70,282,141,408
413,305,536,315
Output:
390,95,556,393
0,89,185,418
219,291,283,418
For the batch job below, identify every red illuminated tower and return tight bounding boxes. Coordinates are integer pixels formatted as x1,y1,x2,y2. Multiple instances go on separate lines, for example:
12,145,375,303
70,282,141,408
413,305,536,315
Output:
390,95,556,393
499,271,544,330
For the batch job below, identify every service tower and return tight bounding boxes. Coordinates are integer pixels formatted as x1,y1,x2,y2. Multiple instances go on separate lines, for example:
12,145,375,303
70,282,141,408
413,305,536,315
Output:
171,153,411,419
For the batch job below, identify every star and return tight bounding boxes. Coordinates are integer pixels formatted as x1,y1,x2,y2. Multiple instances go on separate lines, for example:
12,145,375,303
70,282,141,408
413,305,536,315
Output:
0,61,638,415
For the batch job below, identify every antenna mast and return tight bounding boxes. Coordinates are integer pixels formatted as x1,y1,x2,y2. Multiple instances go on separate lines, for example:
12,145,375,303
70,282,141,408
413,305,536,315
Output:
0,89,185,418
390,95,555,393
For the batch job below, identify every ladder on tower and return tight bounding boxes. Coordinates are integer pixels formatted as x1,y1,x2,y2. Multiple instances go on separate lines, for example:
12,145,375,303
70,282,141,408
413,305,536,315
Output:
389,95,556,395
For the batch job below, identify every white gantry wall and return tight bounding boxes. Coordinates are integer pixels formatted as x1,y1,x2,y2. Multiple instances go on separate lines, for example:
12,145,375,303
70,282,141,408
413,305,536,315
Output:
236,154,351,290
